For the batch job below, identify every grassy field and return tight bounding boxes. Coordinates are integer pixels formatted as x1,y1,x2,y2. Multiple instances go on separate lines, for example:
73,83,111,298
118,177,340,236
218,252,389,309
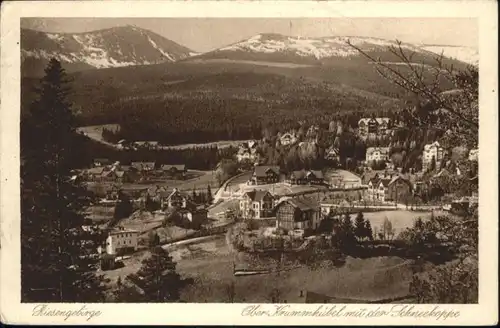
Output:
100,210,441,302
177,235,415,302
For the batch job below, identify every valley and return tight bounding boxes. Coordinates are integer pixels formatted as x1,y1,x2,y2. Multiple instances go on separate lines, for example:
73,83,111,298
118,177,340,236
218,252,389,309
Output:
20,20,479,307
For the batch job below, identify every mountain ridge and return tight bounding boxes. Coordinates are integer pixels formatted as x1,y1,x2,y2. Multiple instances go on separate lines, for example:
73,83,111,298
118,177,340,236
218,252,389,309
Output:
21,25,195,77
190,32,477,66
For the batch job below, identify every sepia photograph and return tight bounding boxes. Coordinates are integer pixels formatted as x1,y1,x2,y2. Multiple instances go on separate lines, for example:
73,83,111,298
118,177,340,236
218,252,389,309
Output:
0,0,498,325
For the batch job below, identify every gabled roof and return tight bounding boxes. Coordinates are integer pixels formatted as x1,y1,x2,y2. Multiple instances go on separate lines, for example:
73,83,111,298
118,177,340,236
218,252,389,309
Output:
147,185,168,195
433,168,451,178
281,132,296,138
366,147,390,156
424,141,442,151
87,167,105,175
161,164,186,171
308,170,323,179
244,190,273,202
101,170,115,177
254,165,280,177
290,170,307,179
326,146,339,154
131,162,156,170
133,141,158,146
161,189,189,201
368,177,380,185
277,197,318,212
358,117,390,126
115,171,126,178
120,165,132,172
380,178,391,187
388,175,412,187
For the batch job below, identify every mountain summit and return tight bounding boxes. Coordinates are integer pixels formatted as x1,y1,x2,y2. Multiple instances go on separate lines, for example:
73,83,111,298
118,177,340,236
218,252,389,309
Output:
192,33,477,66
21,25,194,77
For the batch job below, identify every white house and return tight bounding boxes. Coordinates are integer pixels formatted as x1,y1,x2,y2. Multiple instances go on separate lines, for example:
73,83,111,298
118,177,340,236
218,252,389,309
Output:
280,132,298,146
358,117,391,136
366,176,391,202
105,227,139,255
236,141,259,163
468,148,479,161
422,141,444,172
239,189,275,219
324,146,340,162
366,147,390,163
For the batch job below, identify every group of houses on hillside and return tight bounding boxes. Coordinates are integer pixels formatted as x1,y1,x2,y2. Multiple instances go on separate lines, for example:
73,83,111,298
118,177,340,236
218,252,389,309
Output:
237,188,321,234
235,140,261,164
247,165,365,189
363,140,478,174
365,173,413,203
357,117,393,139
116,140,161,151
80,159,188,183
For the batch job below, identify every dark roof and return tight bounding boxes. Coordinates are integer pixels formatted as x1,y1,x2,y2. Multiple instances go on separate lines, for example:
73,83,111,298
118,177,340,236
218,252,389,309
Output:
290,170,307,179
147,185,168,195
380,178,391,187
115,171,126,178
290,169,323,180
254,165,280,177
309,170,323,179
388,175,412,187
244,190,273,202
161,189,188,200
131,162,156,170
87,167,105,175
120,165,132,172
368,176,380,185
279,197,318,212
161,164,186,171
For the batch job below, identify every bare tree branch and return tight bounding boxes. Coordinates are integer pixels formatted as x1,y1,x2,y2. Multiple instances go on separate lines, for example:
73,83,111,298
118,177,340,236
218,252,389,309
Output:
346,39,479,136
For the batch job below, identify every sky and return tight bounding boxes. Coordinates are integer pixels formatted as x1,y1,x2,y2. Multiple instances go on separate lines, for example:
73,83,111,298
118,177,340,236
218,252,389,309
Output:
21,18,478,53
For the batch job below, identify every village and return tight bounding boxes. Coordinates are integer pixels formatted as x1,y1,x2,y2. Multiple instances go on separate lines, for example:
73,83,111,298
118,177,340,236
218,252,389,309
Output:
70,113,480,302
13,10,487,311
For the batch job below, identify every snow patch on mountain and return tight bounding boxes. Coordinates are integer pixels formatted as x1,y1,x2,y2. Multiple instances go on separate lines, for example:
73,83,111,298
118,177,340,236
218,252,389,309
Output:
218,34,429,59
215,34,475,65
21,26,195,75
146,35,175,61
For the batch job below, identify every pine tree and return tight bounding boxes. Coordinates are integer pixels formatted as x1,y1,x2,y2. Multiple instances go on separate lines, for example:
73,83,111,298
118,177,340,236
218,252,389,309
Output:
354,212,365,239
191,188,197,203
430,156,437,172
127,246,189,302
363,220,374,240
21,59,106,302
206,184,213,204
112,191,133,225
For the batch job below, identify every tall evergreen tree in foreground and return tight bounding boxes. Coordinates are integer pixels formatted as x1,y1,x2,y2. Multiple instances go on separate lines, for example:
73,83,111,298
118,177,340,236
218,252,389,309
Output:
127,246,191,302
21,59,106,302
